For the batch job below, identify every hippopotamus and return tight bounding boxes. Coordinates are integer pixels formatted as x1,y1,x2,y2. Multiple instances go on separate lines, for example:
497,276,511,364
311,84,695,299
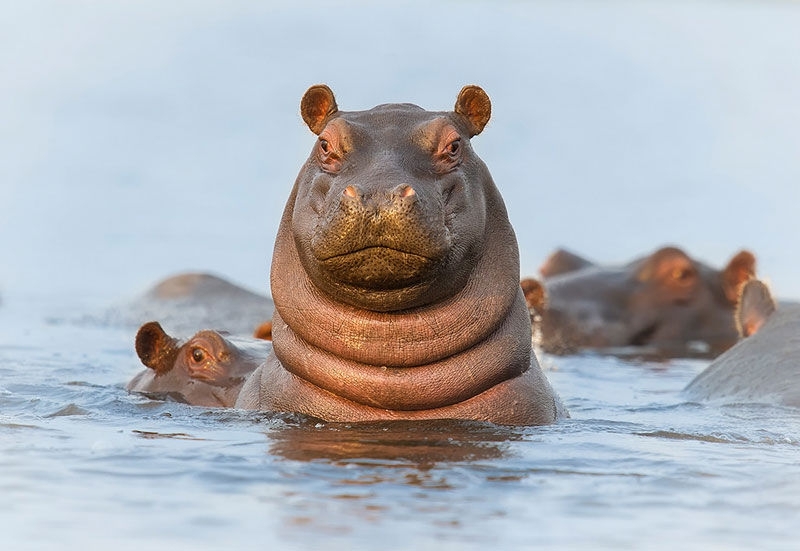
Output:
129,321,272,407
683,280,800,407
523,246,757,357
235,84,566,425
102,272,274,336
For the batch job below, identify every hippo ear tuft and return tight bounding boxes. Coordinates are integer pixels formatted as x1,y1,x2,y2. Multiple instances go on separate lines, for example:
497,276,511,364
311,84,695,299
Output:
723,250,757,304
135,321,180,376
253,320,273,341
735,279,775,337
520,278,547,313
455,85,491,137
301,84,338,135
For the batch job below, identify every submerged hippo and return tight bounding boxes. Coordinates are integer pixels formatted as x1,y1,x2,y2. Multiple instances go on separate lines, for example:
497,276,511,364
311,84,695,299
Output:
524,246,756,357
129,321,271,407
102,272,274,336
684,280,800,407
235,84,566,425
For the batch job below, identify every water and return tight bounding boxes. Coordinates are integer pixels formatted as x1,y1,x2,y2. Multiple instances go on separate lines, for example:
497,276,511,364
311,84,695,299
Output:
3,295,800,550
3,1,800,549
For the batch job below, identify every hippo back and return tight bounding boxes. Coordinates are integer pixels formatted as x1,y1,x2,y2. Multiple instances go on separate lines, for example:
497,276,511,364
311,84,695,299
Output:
684,301,800,407
105,273,274,335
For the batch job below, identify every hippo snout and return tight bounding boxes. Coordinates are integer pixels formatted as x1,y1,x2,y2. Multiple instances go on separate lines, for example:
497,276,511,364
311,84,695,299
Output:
315,179,446,253
339,183,419,217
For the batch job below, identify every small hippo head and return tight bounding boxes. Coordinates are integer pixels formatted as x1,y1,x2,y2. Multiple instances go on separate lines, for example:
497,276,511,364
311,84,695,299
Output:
534,246,757,357
130,321,270,406
288,84,495,312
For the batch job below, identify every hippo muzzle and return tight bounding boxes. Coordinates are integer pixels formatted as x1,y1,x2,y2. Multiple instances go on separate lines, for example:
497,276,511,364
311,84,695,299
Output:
309,179,452,291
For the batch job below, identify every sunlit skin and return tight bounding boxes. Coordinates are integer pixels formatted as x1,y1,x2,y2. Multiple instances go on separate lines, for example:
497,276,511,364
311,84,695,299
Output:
234,85,566,425
128,321,272,407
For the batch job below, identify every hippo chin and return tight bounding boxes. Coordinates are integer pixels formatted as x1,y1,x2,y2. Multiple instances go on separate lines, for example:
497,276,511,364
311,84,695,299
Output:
684,280,800,407
129,321,272,407
235,85,566,425
523,246,756,358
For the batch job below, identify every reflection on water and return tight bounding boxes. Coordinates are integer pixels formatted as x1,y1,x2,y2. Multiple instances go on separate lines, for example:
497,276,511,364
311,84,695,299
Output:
267,419,520,466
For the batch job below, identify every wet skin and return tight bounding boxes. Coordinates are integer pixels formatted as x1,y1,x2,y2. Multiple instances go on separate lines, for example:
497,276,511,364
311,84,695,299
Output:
235,85,566,425
129,321,272,407
522,246,756,358
684,279,800,407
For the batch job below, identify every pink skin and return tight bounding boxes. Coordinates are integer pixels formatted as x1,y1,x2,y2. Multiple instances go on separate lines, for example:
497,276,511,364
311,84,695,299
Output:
129,321,271,407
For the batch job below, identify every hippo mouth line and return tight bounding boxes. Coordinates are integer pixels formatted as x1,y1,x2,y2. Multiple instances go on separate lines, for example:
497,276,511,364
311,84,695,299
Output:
187,364,233,386
317,245,440,263
629,322,659,347
315,245,445,291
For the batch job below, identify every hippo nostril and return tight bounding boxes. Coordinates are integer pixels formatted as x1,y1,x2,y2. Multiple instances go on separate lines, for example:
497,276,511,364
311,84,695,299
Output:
397,184,416,199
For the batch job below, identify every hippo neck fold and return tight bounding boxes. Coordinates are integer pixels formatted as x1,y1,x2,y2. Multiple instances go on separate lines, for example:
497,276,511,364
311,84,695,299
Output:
270,183,533,411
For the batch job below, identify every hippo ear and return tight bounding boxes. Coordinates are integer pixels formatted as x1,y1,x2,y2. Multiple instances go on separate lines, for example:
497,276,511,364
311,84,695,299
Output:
135,321,181,376
520,278,547,313
736,279,775,337
539,248,594,278
455,85,491,137
301,84,339,135
636,246,695,284
253,320,273,341
722,250,756,304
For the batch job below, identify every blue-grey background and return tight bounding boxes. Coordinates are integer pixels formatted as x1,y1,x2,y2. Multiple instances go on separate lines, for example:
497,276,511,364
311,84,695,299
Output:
2,0,799,302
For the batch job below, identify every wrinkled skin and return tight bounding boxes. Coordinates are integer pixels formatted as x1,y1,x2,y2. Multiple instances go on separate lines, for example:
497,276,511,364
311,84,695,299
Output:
129,321,272,407
684,280,800,407
235,85,565,425
524,246,756,358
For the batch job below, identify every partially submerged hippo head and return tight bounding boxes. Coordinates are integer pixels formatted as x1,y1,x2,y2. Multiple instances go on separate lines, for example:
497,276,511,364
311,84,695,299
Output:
235,85,565,425
527,246,757,357
129,321,271,407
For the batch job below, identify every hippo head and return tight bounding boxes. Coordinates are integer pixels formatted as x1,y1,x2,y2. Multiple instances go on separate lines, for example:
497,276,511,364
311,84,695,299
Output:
134,321,264,389
289,85,493,312
534,246,757,356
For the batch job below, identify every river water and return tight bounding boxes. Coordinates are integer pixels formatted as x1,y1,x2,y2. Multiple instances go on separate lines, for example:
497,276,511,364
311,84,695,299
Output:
2,1,800,549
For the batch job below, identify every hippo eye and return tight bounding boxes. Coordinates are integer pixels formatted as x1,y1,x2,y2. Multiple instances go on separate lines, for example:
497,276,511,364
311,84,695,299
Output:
446,139,461,156
190,348,206,363
317,136,343,173
672,267,694,281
